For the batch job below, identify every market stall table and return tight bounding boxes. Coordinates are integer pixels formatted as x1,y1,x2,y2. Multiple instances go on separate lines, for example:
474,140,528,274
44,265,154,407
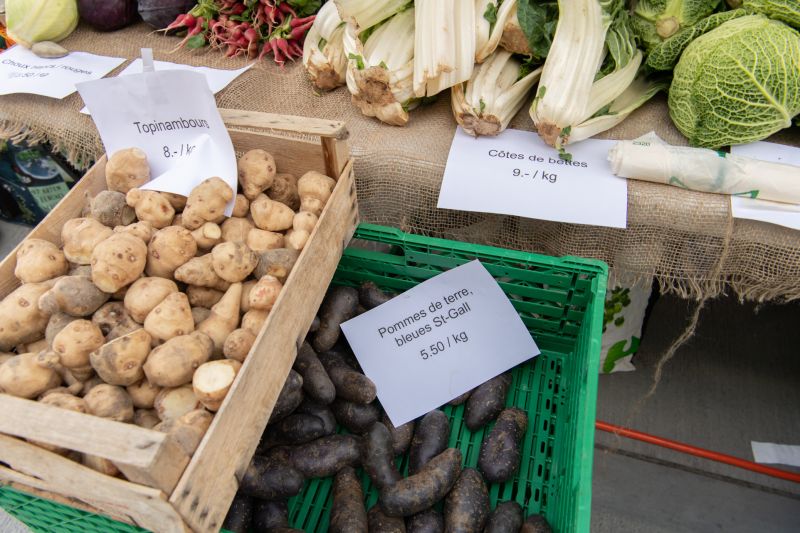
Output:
1,22,799,302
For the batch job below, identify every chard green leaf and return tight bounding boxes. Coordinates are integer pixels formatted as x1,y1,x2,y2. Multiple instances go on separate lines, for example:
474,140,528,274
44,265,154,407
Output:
517,0,559,61
483,2,498,25
348,53,365,70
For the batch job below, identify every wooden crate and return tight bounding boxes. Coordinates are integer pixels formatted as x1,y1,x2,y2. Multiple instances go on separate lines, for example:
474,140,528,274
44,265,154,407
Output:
0,110,359,533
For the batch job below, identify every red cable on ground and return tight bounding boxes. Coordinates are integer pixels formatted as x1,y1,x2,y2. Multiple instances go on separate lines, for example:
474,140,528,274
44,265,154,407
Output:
596,420,800,484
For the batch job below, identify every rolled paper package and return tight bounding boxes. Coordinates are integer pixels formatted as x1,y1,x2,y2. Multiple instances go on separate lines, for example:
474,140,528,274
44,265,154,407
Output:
608,133,800,204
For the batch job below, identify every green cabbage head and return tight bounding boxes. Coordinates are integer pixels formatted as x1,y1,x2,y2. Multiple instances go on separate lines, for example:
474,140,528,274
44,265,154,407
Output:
669,14,800,148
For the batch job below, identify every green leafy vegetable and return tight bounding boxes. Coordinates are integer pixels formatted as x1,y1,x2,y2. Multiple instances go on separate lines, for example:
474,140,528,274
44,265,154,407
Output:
631,0,723,51
186,34,207,49
348,53,365,70
743,0,800,28
517,0,559,61
669,14,800,148
646,9,747,70
483,2,498,24
287,0,323,17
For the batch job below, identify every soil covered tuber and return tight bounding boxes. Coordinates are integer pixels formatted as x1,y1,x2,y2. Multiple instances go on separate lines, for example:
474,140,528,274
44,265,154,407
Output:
221,217,254,244
250,194,294,232
478,408,528,484
114,221,154,243
156,408,213,455
252,500,289,531
223,328,256,362
89,190,136,228
464,373,512,431
124,277,178,323
143,292,194,342
368,506,406,533
298,171,336,216
134,409,161,428
443,468,490,532
143,331,213,387
91,232,147,293
0,352,61,399
289,434,362,478
211,242,258,283
232,194,250,218
363,422,402,490
330,466,368,533
220,494,253,533
331,398,380,434
0,282,55,351
125,189,175,229
197,283,242,355
14,239,68,283
268,370,304,424
51,319,105,380
154,384,202,421
254,248,300,283
359,281,393,310
191,222,222,250
240,455,304,500
313,287,359,352
105,148,150,193
268,172,300,211
127,379,161,409
319,350,376,404
248,275,282,311
84,384,134,422
145,226,197,278
92,302,139,341
241,309,269,336
484,501,524,533
186,285,224,308
521,514,553,533
89,328,152,386
192,359,242,411
181,177,234,230
238,149,276,200
39,275,109,317
383,414,415,457
409,410,450,475
174,254,231,291
380,448,463,517
62,218,113,265
293,342,335,404
407,509,444,533
246,228,284,253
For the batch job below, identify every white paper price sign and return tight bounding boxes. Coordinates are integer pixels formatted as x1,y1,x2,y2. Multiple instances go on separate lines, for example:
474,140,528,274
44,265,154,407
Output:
0,45,125,99
438,128,628,228
341,260,540,427
77,60,237,213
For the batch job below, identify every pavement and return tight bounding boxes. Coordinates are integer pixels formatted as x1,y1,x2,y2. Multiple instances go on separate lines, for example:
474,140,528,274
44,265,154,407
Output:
0,220,798,531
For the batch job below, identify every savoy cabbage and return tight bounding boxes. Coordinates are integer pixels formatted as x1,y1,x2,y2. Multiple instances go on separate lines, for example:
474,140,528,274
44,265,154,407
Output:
668,14,800,148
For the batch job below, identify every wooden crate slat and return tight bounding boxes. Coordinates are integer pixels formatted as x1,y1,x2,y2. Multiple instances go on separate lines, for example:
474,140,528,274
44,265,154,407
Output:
170,162,358,532
0,434,185,533
219,109,348,140
0,395,189,494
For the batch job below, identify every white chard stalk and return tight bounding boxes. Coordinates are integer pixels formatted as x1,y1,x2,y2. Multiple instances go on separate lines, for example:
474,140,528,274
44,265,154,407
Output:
334,0,412,31
413,0,476,97
303,2,348,91
343,8,417,126
475,0,518,63
530,0,607,148
451,49,542,136
530,0,662,150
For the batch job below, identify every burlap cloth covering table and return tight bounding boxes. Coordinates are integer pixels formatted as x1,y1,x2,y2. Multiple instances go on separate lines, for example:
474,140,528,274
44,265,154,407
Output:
1,23,799,302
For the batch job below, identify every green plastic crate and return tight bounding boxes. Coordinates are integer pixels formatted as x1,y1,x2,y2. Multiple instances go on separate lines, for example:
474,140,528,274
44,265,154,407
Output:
0,223,606,533
287,224,606,532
